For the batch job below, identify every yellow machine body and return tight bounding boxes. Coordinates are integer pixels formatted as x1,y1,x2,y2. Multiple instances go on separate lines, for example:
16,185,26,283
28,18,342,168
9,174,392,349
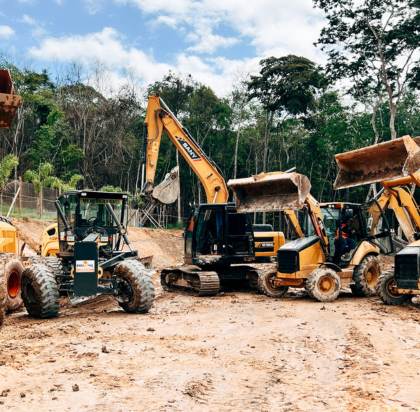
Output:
0,220,18,254
41,223,59,256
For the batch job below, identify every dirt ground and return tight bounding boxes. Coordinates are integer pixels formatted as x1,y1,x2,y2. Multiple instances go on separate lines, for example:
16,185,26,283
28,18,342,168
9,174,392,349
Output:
0,224,419,412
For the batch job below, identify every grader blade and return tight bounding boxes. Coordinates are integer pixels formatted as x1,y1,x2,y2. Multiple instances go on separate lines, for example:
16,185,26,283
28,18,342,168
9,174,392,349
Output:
228,172,311,213
334,136,420,189
0,69,22,128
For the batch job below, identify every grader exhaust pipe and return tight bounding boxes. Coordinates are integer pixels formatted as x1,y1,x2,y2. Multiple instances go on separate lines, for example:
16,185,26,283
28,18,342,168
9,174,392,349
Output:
228,172,311,213
334,135,420,189
0,69,22,128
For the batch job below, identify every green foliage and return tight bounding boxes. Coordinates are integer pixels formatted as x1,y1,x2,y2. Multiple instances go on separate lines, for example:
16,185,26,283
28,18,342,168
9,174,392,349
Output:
0,155,18,191
99,185,123,192
247,55,327,115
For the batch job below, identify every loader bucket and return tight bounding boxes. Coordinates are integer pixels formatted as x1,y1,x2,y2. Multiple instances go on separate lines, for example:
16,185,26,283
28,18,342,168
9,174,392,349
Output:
228,172,311,213
334,136,420,189
0,69,22,128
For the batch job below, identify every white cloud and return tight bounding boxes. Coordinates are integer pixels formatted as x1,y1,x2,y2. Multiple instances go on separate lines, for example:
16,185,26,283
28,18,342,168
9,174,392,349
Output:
20,14,47,37
0,25,15,39
84,0,105,14
28,27,252,95
115,0,325,61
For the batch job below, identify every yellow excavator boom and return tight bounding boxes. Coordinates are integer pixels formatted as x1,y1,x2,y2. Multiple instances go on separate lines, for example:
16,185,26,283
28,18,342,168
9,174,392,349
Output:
144,95,228,204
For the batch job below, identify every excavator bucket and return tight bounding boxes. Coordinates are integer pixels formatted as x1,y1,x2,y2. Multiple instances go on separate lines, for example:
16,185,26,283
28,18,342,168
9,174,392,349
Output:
151,166,179,204
334,136,420,189
0,69,22,128
228,172,311,213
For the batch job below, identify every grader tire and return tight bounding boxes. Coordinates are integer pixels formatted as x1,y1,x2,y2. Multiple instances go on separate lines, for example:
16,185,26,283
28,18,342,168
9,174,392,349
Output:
376,271,412,305
0,272,6,328
258,271,289,298
352,255,381,297
115,260,155,314
3,259,24,312
306,268,341,302
21,264,59,318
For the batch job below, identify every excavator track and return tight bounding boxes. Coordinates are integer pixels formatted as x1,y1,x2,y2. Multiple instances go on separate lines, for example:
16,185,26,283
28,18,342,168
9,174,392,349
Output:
160,266,220,296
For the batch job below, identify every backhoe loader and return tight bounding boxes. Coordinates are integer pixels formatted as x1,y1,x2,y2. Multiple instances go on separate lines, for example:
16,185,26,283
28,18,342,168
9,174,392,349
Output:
143,96,306,295
0,69,23,328
229,173,392,302
334,135,420,305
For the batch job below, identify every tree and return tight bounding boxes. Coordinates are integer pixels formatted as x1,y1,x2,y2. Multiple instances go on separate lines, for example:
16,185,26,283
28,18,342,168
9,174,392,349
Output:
24,162,83,217
315,0,420,139
0,155,19,191
247,55,326,173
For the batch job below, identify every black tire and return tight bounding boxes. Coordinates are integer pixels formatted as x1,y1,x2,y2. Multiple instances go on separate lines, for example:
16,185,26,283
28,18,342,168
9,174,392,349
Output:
247,270,261,292
258,271,289,298
376,271,412,305
115,260,155,313
21,264,59,318
306,267,341,302
352,255,381,297
3,259,24,312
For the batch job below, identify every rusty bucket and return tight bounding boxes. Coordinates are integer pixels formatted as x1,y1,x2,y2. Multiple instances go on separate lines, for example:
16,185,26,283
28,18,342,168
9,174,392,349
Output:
0,69,22,128
334,136,420,189
228,172,311,213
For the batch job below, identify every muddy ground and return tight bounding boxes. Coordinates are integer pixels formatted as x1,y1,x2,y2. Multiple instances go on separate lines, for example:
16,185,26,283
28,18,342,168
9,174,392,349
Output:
0,224,419,412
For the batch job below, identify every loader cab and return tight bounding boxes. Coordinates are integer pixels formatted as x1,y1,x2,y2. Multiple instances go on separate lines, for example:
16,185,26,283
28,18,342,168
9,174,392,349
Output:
320,202,393,264
184,203,254,266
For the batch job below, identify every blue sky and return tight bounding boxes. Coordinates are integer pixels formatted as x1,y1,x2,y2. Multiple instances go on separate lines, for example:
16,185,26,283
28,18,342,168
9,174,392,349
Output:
0,0,326,95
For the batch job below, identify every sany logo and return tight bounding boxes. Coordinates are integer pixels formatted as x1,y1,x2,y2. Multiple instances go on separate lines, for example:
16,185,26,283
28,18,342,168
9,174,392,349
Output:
177,137,201,160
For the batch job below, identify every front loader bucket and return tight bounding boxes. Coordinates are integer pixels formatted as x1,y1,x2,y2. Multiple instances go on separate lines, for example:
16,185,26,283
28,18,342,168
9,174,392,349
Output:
228,172,311,213
0,69,22,128
334,136,420,189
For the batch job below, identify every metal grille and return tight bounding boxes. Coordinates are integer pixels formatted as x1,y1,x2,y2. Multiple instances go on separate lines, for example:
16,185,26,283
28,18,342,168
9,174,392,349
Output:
277,249,299,273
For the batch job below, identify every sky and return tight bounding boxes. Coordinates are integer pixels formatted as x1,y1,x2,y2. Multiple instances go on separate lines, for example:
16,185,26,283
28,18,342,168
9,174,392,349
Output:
0,0,326,96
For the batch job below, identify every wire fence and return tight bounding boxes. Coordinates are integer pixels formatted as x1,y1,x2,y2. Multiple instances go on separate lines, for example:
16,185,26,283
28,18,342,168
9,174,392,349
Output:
0,179,58,220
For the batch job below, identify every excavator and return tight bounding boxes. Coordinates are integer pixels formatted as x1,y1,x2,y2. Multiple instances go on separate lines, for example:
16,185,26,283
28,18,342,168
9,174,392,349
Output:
143,96,305,295
334,135,420,305
0,69,23,328
229,173,393,301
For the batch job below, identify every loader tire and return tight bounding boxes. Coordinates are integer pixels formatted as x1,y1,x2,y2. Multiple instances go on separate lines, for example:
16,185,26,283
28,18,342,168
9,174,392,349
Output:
0,272,6,328
3,259,24,312
306,268,341,302
352,255,381,297
21,264,59,318
258,271,288,298
115,260,155,314
376,271,412,305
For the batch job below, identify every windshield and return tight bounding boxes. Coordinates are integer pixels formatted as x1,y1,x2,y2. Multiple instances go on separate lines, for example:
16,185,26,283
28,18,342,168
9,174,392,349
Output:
63,196,124,229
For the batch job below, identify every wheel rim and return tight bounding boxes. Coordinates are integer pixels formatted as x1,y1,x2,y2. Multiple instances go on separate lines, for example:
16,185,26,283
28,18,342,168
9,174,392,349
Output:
385,277,400,298
318,275,335,294
117,278,133,303
366,267,379,288
7,270,20,299
265,273,280,292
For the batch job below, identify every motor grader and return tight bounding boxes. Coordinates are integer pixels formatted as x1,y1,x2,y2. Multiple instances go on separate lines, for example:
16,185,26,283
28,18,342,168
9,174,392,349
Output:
20,190,155,318
334,135,420,305
0,69,23,328
228,172,393,302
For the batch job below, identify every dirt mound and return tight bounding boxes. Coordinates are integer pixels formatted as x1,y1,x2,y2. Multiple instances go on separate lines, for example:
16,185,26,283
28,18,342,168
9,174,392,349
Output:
127,227,183,269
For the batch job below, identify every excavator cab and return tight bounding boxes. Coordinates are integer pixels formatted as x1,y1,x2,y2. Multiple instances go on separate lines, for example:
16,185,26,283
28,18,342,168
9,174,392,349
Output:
184,203,254,266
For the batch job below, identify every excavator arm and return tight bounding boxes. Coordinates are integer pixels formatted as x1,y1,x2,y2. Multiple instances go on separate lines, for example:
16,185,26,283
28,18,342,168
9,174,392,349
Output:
144,95,228,204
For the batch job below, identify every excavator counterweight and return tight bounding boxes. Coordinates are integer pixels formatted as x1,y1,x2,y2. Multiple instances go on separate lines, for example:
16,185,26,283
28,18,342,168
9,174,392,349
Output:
228,172,311,213
0,69,22,128
334,136,420,189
